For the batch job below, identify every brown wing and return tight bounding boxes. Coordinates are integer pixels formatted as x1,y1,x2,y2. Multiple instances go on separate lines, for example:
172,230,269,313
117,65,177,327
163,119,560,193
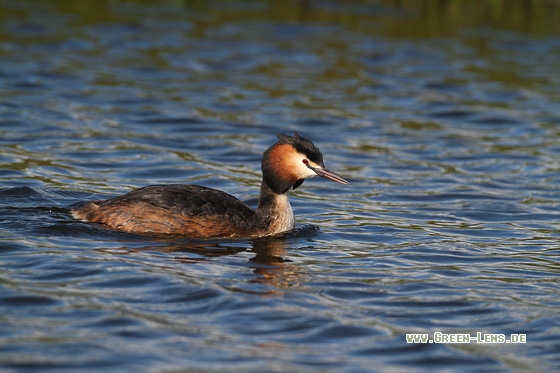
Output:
73,184,258,237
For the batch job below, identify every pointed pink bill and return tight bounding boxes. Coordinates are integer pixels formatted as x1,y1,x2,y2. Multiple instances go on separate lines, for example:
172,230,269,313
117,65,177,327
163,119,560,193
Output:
313,167,349,184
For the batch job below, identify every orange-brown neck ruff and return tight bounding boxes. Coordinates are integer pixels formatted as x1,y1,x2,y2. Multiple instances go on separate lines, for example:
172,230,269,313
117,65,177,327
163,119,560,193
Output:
262,143,300,194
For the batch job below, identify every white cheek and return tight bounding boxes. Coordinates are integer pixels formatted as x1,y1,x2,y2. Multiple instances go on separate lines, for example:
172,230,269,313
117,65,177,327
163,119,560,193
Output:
292,155,318,178
300,164,317,178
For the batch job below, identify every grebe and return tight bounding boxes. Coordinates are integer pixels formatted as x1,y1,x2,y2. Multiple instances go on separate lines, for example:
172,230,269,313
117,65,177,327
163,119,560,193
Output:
72,133,349,238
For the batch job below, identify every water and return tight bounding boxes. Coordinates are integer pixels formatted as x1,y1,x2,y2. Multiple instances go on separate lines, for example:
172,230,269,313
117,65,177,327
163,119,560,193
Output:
1,1,560,371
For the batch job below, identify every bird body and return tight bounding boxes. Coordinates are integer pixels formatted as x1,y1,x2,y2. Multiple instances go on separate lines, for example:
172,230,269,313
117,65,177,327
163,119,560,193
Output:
72,133,348,238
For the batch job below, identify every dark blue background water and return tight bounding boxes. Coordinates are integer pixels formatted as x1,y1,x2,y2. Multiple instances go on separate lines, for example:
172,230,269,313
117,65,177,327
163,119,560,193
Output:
1,1,560,371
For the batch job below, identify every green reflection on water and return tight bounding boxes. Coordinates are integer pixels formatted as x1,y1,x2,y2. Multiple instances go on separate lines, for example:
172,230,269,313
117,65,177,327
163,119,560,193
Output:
1,0,559,37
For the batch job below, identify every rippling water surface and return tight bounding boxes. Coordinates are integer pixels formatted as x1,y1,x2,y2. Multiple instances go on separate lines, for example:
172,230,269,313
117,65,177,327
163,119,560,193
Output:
1,1,560,371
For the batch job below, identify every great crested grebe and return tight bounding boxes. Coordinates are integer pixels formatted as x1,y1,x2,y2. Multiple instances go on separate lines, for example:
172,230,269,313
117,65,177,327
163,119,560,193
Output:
72,133,349,238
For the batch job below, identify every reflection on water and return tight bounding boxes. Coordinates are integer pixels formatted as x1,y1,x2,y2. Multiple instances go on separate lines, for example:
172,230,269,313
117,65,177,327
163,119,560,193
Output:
108,233,306,289
1,0,560,371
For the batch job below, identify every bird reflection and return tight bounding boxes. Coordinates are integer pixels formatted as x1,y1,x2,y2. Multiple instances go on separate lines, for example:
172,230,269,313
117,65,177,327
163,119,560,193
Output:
94,227,317,288
248,236,300,287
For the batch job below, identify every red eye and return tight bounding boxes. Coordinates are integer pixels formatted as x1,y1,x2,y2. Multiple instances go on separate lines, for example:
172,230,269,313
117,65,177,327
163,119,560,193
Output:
302,159,309,164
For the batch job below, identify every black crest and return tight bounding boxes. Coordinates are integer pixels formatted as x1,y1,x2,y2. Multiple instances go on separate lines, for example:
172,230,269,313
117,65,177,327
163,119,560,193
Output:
277,132,324,166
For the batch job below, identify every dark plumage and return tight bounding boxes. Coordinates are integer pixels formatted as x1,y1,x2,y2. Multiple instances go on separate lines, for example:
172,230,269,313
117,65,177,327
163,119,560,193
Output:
277,133,324,165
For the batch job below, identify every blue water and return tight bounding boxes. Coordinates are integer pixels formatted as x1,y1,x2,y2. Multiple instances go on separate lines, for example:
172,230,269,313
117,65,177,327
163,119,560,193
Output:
1,1,560,371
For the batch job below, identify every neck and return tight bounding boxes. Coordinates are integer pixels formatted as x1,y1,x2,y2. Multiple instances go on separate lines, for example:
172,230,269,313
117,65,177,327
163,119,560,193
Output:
255,181,294,236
